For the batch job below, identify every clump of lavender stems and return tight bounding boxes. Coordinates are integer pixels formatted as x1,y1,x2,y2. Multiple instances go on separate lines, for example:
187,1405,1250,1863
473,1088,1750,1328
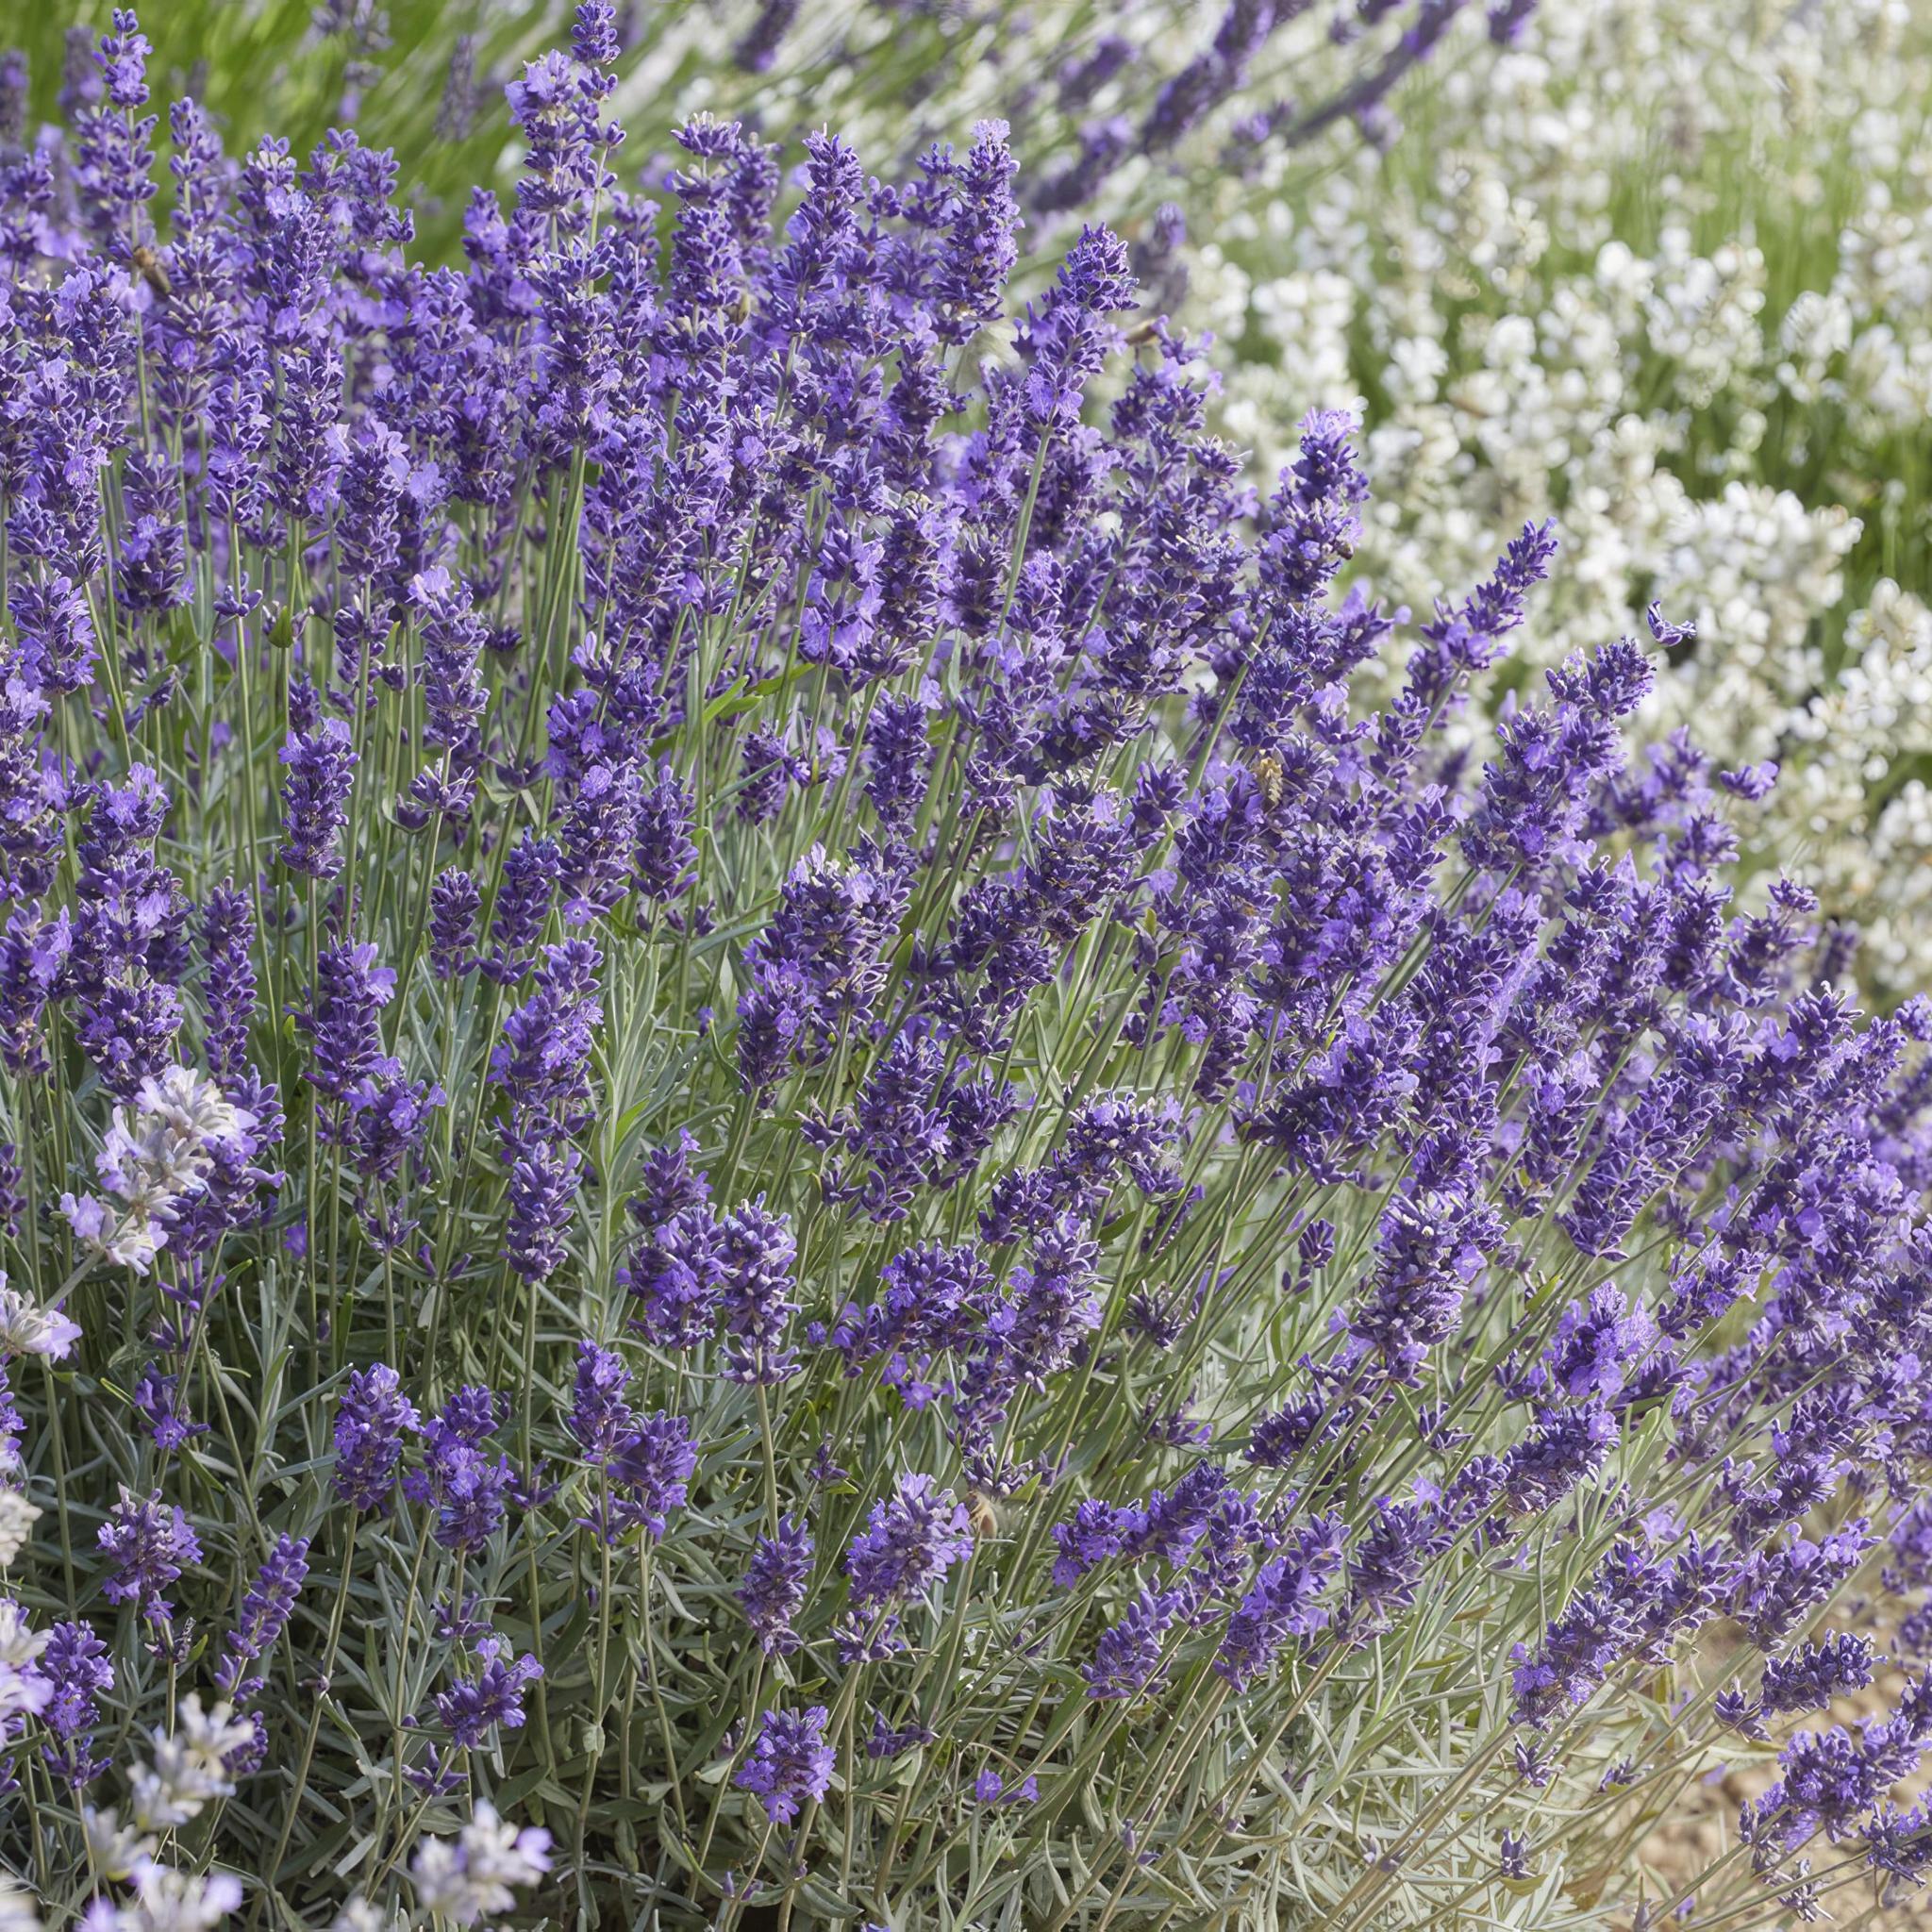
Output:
0,8,1922,1931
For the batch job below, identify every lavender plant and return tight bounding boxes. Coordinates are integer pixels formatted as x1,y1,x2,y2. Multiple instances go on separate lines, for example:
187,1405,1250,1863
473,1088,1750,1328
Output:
0,8,1928,1930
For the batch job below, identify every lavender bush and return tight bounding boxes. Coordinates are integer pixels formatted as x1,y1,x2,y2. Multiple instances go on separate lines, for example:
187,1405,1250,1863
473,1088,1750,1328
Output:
0,8,1929,1929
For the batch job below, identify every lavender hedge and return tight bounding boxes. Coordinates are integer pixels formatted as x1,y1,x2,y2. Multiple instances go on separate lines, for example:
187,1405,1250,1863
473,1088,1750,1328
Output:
0,8,1925,1929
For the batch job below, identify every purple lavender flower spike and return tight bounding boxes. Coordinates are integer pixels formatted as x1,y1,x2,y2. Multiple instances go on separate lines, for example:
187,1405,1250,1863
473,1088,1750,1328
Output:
735,1706,834,1824
846,1474,974,1611
215,1534,310,1702
739,1515,813,1656
97,1485,201,1621
333,1362,421,1512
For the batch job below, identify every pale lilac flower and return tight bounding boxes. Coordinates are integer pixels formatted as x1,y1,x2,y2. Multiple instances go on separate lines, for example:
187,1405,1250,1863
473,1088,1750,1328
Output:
408,1802,553,1924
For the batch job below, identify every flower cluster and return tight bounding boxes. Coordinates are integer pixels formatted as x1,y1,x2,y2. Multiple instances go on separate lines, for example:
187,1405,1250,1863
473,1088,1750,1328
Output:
0,9,1925,1932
